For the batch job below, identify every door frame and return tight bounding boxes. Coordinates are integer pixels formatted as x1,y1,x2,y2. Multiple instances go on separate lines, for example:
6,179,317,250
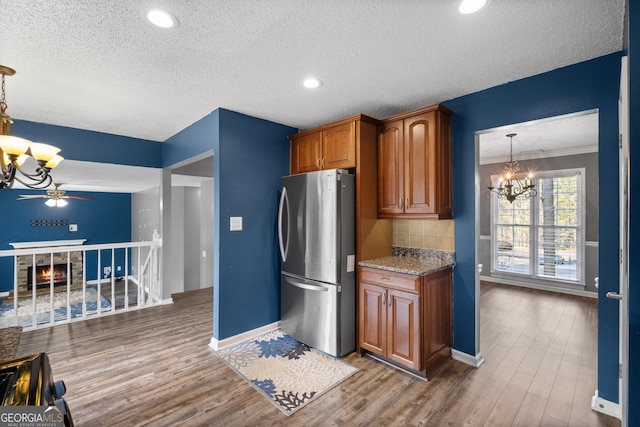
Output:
617,55,630,426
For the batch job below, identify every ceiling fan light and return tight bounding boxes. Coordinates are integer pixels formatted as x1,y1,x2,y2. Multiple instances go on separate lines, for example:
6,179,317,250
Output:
45,198,56,207
44,155,63,169
29,142,61,162
56,199,68,207
0,135,32,156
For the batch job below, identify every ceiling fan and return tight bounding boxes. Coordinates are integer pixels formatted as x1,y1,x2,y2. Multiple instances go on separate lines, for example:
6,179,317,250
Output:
17,183,95,207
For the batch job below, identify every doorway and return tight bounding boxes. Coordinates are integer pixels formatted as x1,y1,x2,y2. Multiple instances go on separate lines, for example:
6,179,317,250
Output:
170,153,214,293
474,111,604,420
475,110,599,297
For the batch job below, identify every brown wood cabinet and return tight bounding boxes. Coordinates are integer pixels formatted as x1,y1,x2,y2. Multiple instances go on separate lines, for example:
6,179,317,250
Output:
378,104,452,219
290,120,356,174
358,266,452,377
288,114,393,264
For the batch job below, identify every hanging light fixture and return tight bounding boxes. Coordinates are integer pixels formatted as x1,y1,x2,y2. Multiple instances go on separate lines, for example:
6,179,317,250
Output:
0,65,63,190
487,133,537,203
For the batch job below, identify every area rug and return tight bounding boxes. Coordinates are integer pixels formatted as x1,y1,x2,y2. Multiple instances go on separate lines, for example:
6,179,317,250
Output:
216,330,358,416
0,287,111,328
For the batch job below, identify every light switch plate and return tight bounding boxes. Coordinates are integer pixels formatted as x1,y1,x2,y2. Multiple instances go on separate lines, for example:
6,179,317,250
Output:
69,224,78,232
230,216,243,231
347,255,355,272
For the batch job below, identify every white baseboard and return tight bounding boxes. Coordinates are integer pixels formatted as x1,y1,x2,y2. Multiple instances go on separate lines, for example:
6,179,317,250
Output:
591,390,621,419
480,275,597,299
209,321,281,351
451,349,485,368
159,297,173,305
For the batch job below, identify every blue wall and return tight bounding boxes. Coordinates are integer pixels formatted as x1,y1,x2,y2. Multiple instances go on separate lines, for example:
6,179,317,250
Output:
0,189,131,292
627,0,639,423
12,120,162,167
162,113,218,167
214,109,295,339
161,108,296,340
444,52,622,402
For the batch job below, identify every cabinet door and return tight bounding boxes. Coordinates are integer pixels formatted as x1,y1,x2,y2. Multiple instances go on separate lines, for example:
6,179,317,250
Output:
377,120,404,215
404,112,437,214
322,122,356,170
290,131,322,174
358,282,386,355
387,289,421,370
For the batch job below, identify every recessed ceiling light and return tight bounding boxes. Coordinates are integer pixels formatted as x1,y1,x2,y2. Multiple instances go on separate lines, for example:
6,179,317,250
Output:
303,78,322,89
459,0,489,14
146,8,178,28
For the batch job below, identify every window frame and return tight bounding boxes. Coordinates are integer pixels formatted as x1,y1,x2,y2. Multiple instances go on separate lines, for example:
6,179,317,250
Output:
490,167,586,286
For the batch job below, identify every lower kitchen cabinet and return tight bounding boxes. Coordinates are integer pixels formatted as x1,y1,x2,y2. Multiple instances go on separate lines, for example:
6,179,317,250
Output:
358,266,452,377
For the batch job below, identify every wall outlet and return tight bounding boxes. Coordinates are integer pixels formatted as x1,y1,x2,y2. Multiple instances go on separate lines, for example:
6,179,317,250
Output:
104,266,111,277
117,266,121,272
69,224,78,232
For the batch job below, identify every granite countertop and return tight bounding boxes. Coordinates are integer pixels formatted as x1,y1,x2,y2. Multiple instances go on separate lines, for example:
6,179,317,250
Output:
359,247,455,276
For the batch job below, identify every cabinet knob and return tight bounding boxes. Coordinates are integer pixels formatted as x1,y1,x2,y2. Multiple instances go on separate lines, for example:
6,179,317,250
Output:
322,157,325,168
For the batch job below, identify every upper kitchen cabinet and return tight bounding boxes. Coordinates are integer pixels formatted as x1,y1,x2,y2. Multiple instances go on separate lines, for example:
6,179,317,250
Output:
289,114,392,263
290,120,356,174
378,104,452,219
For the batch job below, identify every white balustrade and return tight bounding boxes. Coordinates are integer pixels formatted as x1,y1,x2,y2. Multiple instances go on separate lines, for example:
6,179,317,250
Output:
0,237,162,330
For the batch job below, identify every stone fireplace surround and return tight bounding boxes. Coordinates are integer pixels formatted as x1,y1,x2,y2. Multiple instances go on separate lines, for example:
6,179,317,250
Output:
10,240,86,294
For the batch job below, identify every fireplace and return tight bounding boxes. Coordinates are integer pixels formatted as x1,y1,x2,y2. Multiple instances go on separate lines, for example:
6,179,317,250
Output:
27,263,73,290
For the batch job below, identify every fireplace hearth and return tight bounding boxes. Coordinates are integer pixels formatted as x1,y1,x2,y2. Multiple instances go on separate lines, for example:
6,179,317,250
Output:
27,263,73,290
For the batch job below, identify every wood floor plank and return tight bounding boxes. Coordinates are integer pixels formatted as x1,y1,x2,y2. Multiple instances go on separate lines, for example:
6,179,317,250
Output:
11,283,620,426
544,355,581,423
512,392,548,427
484,371,534,426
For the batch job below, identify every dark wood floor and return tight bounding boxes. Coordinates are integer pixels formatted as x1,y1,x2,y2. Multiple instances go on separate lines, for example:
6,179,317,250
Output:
16,282,620,426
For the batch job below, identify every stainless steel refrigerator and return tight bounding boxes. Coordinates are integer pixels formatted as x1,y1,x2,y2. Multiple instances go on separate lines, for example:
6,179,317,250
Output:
278,169,356,357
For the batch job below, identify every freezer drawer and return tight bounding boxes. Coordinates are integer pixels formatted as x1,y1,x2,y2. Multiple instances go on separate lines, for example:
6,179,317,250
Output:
281,274,354,357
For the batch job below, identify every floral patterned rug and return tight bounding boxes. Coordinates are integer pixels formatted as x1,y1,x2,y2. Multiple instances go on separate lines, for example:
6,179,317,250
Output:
216,329,358,416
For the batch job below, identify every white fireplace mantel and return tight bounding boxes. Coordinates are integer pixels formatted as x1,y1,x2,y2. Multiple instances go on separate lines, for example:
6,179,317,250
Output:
9,239,87,249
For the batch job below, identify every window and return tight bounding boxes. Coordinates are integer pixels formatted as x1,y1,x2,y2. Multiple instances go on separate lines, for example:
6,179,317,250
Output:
491,168,584,284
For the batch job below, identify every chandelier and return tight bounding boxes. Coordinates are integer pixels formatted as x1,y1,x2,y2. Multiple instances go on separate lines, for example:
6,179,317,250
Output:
0,65,63,189
487,133,537,203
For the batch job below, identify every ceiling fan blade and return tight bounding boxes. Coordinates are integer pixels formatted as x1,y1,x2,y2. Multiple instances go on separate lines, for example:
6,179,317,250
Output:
68,196,95,201
17,195,48,199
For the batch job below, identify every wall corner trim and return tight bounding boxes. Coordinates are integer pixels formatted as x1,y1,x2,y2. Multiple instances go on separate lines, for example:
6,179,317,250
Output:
451,349,485,368
208,321,281,351
591,390,621,419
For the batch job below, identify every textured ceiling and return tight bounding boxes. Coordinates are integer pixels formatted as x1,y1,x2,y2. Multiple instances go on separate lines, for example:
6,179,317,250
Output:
479,110,599,165
0,1,625,193
0,0,625,143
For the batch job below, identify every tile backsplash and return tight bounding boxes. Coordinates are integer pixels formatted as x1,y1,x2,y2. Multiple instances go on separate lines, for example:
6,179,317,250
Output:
392,219,455,251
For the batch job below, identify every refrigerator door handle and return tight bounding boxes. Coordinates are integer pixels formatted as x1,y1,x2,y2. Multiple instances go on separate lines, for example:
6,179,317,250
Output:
278,187,290,262
284,276,330,292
